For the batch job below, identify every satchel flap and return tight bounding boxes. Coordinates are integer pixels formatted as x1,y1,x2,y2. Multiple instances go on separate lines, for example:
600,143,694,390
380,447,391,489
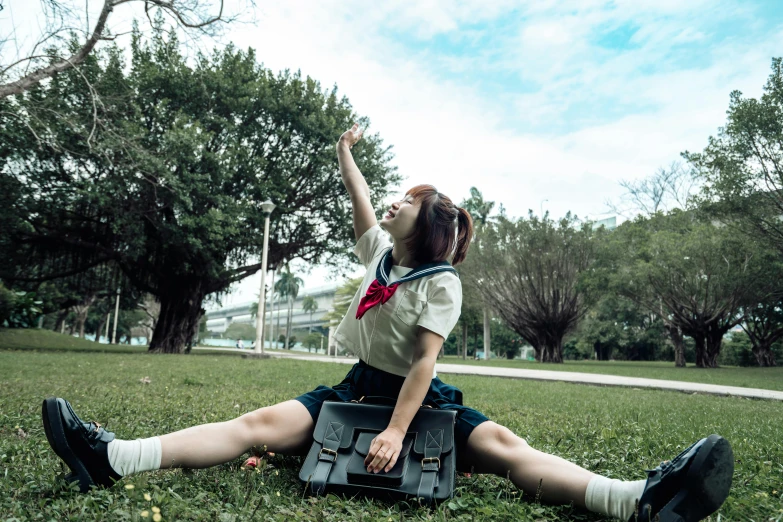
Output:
411,409,455,454
353,431,414,459
313,402,392,449
313,402,455,453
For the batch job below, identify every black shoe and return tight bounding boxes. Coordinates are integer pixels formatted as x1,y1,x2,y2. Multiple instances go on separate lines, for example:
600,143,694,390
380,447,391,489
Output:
41,397,122,492
631,434,734,522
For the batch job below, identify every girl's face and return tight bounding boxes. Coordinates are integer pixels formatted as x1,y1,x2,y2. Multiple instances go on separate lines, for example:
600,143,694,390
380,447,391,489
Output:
380,194,421,240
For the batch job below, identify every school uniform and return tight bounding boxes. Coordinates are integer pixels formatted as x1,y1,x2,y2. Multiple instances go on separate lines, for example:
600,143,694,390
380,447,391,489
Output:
295,225,489,467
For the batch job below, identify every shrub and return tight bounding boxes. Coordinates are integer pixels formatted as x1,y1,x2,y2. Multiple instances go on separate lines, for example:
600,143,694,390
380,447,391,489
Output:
1,287,42,328
0,283,15,326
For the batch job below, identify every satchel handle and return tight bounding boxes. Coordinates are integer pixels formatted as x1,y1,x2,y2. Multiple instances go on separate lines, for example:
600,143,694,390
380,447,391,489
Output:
351,396,434,409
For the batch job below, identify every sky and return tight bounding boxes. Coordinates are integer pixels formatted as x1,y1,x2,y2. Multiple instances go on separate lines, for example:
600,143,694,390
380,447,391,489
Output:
3,1,783,309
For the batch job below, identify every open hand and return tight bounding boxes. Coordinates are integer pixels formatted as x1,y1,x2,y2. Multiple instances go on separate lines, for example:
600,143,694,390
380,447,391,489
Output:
338,123,363,149
364,427,404,473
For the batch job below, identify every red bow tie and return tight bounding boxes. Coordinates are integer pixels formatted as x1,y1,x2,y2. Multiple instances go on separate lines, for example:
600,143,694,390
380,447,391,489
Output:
356,280,399,320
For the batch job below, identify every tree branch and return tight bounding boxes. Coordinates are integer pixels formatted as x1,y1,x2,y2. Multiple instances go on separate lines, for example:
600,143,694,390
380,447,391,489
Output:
0,0,113,99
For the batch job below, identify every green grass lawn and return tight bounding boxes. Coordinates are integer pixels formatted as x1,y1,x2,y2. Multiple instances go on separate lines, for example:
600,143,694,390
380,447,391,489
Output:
1,348,781,521
0,328,300,359
0,328,147,354
441,356,783,391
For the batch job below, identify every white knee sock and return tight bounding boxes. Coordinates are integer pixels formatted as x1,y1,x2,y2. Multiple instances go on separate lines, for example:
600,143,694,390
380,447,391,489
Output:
106,437,162,477
585,476,647,521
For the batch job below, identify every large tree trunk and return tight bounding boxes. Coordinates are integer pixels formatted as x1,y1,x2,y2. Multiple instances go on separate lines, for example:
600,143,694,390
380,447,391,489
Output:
284,295,294,349
72,295,96,338
693,333,706,368
594,340,612,361
54,309,69,334
148,282,206,354
665,324,686,367
473,323,479,358
753,344,777,367
483,308,491,359
540,341,563,363
703,327,724,368
693,329,723,368
531,335,543,361
538,330,565,363
462,321,468,359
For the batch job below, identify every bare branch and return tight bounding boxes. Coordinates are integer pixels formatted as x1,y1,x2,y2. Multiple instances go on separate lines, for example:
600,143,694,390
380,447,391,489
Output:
0,0,231,99
0,55,51,77
607,161,702,219
0,0,113,99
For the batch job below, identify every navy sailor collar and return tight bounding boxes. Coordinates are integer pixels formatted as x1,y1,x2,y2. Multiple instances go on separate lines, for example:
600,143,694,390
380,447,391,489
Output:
375,247,458,286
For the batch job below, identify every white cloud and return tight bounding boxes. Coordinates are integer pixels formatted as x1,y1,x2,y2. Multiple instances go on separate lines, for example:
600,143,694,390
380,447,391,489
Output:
217,0,782,304
3,1,779,306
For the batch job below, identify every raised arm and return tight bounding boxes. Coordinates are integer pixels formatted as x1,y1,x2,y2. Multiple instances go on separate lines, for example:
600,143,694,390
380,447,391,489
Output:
337,124,378,241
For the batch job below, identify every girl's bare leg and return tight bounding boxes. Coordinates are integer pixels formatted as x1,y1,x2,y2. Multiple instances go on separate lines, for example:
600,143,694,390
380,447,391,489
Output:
158,400,314,469
462,421,594,506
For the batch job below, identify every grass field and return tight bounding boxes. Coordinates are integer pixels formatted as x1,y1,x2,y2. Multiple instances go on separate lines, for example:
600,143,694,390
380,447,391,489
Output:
1,344,781,521
0,329,291,357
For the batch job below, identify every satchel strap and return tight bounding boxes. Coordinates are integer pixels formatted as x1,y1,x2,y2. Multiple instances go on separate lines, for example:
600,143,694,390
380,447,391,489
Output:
309,421,344,495
416,429,444,503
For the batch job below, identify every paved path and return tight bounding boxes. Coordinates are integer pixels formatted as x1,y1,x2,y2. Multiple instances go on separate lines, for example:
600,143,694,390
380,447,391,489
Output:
194,347,783,401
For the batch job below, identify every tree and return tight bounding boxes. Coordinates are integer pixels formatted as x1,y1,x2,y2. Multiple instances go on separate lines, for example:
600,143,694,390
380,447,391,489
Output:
686,58,783,257
459,187,495,360
489,318,522,359
138,294,161,343
461,187,495,226
303,332,325,353
0,0,234,99
471,212,600,363
275,266,303,350
323,276,363,328
0,28,399,354
607,161,699,219
738,255,783,367
604,164,707,366
72,294,97,338
224,322,256,341
575,295,667,361
302,295,318,333
602,211,764,368
741,297,783,367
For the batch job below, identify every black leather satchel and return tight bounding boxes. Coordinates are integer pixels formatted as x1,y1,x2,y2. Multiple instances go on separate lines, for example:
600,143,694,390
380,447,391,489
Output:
298,398,457,504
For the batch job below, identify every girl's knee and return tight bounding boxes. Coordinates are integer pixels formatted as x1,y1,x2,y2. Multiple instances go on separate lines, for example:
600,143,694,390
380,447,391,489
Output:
237,406,277,431
478,422,529,451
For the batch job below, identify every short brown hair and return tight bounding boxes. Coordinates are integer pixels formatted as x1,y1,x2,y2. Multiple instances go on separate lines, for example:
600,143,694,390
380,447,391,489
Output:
404,185,474,265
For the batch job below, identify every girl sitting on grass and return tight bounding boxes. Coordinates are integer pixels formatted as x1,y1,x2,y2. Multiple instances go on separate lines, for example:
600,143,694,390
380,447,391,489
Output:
42,124,734,521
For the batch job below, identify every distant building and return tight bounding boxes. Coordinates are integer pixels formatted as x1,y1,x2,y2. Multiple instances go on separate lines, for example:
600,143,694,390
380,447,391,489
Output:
205,283,338,334
591,216,617,231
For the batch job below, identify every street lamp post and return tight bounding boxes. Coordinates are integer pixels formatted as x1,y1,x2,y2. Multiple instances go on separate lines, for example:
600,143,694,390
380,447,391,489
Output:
254,200,276,356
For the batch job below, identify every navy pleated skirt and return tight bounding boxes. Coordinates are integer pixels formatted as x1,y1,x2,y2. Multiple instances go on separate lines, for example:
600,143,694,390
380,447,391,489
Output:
294,360,489,467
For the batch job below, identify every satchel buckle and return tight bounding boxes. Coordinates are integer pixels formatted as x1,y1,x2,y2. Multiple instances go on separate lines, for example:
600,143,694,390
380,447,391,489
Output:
319,448,338,460
422,457,440,469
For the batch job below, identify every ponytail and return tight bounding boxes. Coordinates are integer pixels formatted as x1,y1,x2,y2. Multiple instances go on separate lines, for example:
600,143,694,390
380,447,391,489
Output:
452,207,474,265
404,185,475,265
